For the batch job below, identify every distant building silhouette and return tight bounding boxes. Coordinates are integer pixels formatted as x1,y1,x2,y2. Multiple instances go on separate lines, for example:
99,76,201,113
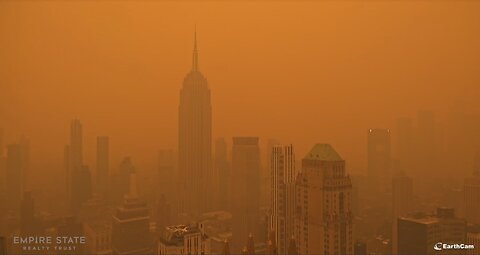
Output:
367,129,391,192
466,225,480,255
231,137,261,251
295,144,354,255
158,149,174,205
112,173,151,254
178,30,213,216
397,208,466,255
215,138,230,211
96,136,109,201
392,170,414,255
6,143,23,212
464,155,480,225
111,157,136,205
270,144,296,255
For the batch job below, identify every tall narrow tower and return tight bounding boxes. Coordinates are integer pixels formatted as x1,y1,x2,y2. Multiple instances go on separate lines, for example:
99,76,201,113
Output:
178,30,213,216
295,144,354,255
270,144,296,255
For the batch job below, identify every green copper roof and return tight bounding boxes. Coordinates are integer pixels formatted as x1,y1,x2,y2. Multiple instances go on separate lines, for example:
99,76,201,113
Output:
304,144,343,161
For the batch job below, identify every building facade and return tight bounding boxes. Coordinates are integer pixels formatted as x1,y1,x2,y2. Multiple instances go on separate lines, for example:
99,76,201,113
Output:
178,31,213,216
270,144,296,255
295,144,354,255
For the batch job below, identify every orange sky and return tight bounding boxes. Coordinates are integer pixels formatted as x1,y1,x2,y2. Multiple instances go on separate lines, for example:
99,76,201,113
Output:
1,1,479,185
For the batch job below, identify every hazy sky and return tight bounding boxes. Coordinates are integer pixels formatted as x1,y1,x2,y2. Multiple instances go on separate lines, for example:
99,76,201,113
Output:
1,1,479,184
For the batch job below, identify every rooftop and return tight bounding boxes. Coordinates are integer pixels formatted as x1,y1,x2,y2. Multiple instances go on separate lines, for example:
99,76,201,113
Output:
304,144,342,161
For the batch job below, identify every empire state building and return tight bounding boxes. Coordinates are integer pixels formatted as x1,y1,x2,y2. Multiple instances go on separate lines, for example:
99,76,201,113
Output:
178,31,213,216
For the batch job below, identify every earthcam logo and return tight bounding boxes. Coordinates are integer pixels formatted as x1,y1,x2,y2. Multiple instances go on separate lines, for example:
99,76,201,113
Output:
434,242,475,251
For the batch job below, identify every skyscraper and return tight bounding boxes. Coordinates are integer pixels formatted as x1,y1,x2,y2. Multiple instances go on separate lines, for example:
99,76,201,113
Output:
231,137,261,251
158,149,174,201
68,119,85,212
464,154,480,225
215,138,230,211
6,143,23,212
178,30,213,216
397,208,466,255
367,129,391,191
96,136,109,201
295,144,354,255
392,171,414,218
112,173,151,255
270,144,296,255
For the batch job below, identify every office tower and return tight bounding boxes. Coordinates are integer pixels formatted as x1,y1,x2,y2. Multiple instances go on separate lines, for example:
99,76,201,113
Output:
158,149,174,201
156,194,172,232
367,129,391,191
70,119,83,172
397,208,466,255
20,191,36,235
392,170,414,255
19,137,30,192
392,171,414,218
112,157,136,204
178,30,213,216
71,165,93,212
287,237,297,255
270,144,296,255
396,118,414,172
68,119,84,212
96,136,109,201
215,138,230,211
158,224,211,255
264,139,280,208
6,144,23,212
464,155,480,225
295,144,354,255
231,137,261,251
416,111,437,177
85,222,112,255
112,173,151,255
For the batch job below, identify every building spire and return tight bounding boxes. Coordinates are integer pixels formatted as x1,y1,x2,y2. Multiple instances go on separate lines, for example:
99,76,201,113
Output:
192,25,199,72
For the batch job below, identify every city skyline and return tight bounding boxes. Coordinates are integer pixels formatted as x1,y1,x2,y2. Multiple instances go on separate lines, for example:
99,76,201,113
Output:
1,1,480,255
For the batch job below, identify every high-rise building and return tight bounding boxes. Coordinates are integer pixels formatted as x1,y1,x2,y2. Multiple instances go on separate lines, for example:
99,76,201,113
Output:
392,170,414,255
85,222,112,255
158,224,211,255
392,171,414,218
464,155,480,225
72,165,93,212
20,191,37,235
68,119,86,212
270,144,296,255
231,137,261,251
397,208,466,255
158,149,174,201
96,136,109,201
367,129,391,191
295,144,354,255
112,173,151,255
6,143,23,212
396,118,414,172
215,138,230,211
178,30,213,216
354,241,367,255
